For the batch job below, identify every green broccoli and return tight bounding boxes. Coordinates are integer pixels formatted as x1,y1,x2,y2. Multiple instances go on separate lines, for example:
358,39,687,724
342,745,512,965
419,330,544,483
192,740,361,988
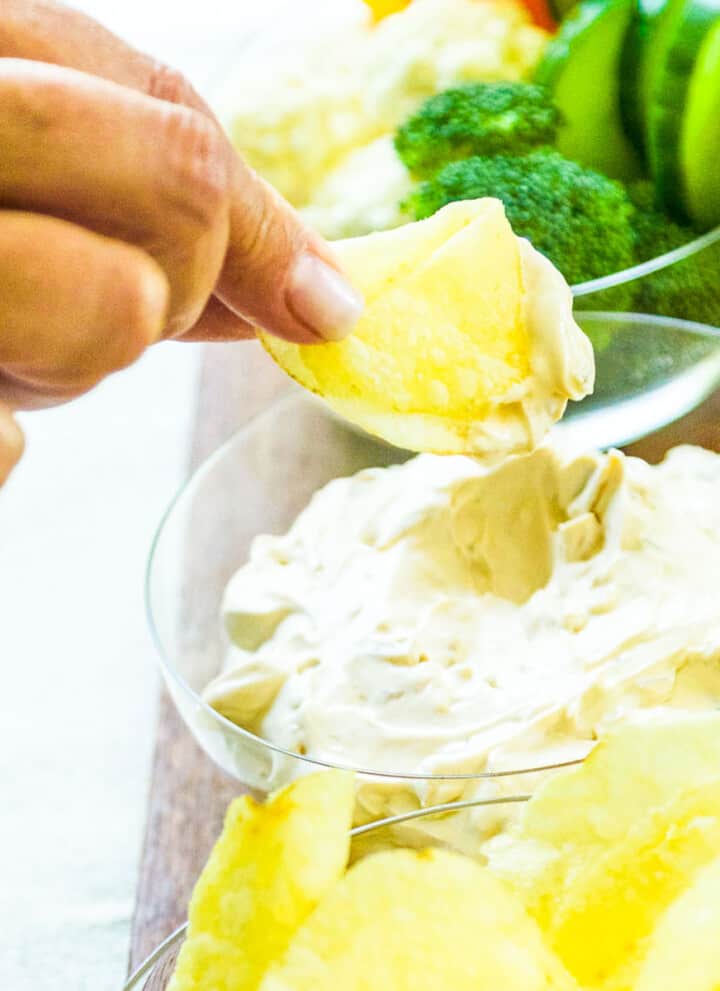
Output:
394,83,561,179
626,179,659,213
402,150,637,290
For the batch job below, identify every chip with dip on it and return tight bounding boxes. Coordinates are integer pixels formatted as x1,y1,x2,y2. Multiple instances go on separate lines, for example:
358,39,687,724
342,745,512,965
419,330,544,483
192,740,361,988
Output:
262,199,594,458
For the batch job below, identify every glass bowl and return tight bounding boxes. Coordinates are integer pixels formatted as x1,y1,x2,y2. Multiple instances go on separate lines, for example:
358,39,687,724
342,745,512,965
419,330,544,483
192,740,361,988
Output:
147,391,582,839
562,312,720,449
146,323,719,839
122,795,529,991
123,926,184,991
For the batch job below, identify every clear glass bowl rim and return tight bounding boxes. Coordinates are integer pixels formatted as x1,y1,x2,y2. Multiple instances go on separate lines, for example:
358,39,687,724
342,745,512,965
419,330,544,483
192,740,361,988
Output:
570,223,720,298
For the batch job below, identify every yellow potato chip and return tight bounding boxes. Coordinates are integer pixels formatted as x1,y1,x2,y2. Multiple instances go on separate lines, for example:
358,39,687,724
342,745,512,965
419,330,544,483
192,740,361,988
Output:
486,717,720,989
364,0,413,21
168,771,354,991
530,714,720,840
488,715,720,900
259,848,579,991
548,778,720,987
632,852,720,991
264,200,581,455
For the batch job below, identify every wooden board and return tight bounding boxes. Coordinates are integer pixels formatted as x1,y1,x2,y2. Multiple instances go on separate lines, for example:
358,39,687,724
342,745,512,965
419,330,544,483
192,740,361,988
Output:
129,341,288,970
128,343,720,972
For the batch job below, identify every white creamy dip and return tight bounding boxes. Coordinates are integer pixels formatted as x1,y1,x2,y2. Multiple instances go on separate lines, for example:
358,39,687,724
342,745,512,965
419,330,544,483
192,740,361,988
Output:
205,443,720,846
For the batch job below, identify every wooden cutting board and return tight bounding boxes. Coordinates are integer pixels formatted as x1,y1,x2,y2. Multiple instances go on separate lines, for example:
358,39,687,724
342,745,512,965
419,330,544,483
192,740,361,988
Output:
128,341,288,969
128,342,720,970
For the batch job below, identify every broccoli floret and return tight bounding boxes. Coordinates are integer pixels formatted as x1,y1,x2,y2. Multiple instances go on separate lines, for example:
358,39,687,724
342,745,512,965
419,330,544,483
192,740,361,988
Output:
394,83,561,179
626,179,658,213
403,150,637,289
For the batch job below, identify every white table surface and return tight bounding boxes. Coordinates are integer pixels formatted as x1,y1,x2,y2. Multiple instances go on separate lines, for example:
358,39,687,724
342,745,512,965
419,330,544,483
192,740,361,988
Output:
0,344,199,990
0,1,361,987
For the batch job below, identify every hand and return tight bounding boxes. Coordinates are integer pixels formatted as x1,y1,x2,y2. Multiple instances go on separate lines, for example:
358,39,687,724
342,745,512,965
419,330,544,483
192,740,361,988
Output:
0,1,364,480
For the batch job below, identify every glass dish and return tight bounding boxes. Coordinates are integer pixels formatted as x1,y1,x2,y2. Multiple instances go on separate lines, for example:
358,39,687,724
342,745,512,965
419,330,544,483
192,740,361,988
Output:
122,796,529,991
146,331,718,836
147,391,582,838
562,312,720,449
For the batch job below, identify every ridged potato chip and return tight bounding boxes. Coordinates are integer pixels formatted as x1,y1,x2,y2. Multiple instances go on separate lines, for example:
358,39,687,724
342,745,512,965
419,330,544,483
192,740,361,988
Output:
486,716,720,989
547,778,720,987
633,852,720,991
168,771,354,991
264,200,557,455
259,848,578,991
488,715,720,901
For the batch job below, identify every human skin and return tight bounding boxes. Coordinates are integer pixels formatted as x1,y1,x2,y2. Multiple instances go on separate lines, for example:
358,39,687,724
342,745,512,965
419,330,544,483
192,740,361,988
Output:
0,1,364,483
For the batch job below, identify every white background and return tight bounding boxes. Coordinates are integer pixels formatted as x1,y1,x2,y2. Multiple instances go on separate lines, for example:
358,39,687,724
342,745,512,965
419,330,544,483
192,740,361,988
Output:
0,2,358,988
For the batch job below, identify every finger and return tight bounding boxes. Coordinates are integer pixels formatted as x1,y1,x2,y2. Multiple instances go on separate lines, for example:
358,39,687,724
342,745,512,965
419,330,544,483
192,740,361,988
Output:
0,59,229,338
1,2,364,344
0,211,168,407
0,401,24,485
215,160,364,344
179,296,256,343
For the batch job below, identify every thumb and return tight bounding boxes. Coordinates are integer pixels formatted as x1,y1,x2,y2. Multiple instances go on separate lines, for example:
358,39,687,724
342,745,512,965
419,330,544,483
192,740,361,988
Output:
215,157,364,344
0,401,24,485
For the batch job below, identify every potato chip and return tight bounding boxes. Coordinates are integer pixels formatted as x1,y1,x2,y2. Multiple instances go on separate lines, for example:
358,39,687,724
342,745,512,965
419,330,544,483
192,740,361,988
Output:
263,199,589,455
548,778,720,987
168,771,354,991
486,716,720,988
633,852,720,991
364,0,413,21
488,715,720,903
259,848,579,991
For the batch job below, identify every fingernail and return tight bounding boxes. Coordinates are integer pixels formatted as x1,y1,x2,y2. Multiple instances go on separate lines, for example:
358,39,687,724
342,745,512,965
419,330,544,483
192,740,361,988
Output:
286,254,364,342
140,265,171,344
